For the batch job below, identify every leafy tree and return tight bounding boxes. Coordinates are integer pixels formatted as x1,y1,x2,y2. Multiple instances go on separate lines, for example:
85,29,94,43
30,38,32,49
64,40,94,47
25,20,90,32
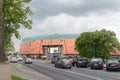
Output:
75,29,120,60
13,52,18,56
5,40,15,53
0,0,32,62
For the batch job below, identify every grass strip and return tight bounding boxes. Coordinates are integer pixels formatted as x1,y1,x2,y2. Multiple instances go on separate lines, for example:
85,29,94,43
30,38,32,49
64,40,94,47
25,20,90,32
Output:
11,75,27,80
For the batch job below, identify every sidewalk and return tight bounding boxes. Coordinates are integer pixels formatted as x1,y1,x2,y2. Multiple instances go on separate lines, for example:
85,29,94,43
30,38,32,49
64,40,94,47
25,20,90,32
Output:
10,63,53,80
0,64,11,80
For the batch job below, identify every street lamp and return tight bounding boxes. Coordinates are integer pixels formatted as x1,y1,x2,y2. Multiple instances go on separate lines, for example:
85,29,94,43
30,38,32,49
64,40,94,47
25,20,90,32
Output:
93,42,96,58
93,37,97,58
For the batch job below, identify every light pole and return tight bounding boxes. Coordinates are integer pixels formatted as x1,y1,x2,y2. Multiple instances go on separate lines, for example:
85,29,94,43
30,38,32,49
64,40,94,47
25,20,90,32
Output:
93,37,97,58
59,39,63,58
93,42,96,58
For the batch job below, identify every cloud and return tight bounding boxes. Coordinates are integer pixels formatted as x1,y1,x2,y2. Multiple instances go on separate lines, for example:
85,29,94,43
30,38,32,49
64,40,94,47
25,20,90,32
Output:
19,12,120,39
30,0,120,20
50,0,84,6
13,0,120,51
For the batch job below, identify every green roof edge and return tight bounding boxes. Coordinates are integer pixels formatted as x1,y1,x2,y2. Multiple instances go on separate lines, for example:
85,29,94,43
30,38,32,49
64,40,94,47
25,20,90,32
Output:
22,34,79,42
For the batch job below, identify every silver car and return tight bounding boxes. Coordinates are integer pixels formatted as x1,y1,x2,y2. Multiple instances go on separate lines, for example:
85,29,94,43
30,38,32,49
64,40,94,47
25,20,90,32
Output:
24,58,32,64
54,58,72,69
10,57,18,63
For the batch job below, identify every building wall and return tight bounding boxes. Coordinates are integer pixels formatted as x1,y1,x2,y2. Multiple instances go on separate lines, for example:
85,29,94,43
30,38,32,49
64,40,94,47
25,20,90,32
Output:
19,38,120,56
19,38,78,55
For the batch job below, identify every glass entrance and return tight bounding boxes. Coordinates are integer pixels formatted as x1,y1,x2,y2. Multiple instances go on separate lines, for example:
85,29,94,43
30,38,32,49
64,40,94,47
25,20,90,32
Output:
42,45,63,59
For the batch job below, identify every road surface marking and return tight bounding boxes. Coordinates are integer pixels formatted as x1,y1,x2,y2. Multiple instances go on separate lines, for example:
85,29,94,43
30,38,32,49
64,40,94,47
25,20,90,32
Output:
37,63,103,80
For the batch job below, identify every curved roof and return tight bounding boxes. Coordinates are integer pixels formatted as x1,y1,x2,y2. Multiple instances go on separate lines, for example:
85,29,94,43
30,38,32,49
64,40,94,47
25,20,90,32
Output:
22,34,79,42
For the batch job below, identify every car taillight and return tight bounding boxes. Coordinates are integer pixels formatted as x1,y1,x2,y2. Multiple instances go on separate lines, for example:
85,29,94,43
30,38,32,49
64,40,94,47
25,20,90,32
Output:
106,64,108,67
64,62,67,64
118,64,120,67
98,62,102,64
70,60,73,63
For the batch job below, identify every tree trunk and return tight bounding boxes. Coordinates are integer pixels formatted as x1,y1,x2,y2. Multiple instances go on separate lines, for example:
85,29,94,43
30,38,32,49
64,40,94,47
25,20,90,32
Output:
0,0,5,62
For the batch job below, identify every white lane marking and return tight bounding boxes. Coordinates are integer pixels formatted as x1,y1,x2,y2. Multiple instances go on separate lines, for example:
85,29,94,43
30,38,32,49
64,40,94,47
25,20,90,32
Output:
35,63,103,80
73,66,120,79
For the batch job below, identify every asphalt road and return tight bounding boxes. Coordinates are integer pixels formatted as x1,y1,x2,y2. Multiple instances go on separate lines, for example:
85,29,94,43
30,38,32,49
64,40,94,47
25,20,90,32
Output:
10,62,53,80
23,61,120,80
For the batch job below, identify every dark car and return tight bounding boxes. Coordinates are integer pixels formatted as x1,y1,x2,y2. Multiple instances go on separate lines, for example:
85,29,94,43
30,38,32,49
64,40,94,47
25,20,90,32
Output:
54,58,72,69
106,59,120,71
69,57,78,66
118,59,120,63
51,58,58,64
89,58,103,69
76,58,88,68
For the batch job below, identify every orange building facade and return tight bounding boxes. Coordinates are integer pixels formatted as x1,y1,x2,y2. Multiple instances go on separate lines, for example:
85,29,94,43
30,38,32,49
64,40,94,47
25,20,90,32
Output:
19,34,79,58
19,34,120,59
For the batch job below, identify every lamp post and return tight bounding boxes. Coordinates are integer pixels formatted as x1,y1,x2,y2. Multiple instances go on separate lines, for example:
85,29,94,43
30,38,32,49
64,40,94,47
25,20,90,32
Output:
59,39,63,58
93,42,96,58
93,37,97,58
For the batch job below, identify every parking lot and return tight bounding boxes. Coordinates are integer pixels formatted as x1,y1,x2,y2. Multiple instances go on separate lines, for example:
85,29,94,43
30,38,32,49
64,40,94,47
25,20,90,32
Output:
21,59,120,80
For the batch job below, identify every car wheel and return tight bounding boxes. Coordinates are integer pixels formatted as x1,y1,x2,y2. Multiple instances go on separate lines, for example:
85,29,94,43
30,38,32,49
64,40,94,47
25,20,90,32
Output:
76,65,78,68
90,66,93,69
61,66,64,69
106,68,109,71
77,65,80,68
54,64,57,68
69,67,71,69
100,67,103,70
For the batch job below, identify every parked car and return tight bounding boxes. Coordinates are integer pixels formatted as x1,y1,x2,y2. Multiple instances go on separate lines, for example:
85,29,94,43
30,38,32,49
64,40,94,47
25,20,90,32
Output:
118,59,120,63
10,57,18,63
106,59,120,71
41,56,47,60
17,57,23,61
89,58,103,69
54,58,72,69
51,58,58,64
76,58,88,68
69,57,78,66
24,58,32,64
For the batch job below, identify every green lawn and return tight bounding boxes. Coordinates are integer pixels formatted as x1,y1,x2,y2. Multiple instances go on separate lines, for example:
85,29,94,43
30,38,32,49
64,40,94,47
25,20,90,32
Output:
11,75,27,80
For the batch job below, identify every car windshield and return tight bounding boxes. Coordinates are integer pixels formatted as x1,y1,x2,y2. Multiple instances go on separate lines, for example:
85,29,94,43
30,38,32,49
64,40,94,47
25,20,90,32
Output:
107,60,118,63
91,58,102,62
11,57,17,60
62,59,70,62
26,58,32,60
78,59,86,61
118,59,120,63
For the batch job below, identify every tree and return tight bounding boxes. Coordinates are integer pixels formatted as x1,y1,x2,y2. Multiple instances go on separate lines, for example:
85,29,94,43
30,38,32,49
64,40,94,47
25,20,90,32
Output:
75,29,120,60
0,0,32,62
5,40,15,53
0,0,5,62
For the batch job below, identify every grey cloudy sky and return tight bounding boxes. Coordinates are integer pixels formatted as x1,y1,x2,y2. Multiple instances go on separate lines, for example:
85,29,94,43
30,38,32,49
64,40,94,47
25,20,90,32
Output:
13,0,120,51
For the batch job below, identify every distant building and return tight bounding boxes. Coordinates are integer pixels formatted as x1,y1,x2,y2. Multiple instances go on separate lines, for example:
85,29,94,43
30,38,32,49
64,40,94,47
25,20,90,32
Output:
19,34,120,59
19,34,79,59
110,48,120,59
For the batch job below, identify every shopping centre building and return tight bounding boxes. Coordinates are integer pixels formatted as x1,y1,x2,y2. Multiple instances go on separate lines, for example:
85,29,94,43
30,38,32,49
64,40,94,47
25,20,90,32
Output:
19,34,120,59
19,34,79,59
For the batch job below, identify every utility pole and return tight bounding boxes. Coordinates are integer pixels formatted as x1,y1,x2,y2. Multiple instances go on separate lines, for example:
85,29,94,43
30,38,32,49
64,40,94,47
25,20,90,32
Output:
93,43,96,58
93,37,97,58
0,0,5,62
